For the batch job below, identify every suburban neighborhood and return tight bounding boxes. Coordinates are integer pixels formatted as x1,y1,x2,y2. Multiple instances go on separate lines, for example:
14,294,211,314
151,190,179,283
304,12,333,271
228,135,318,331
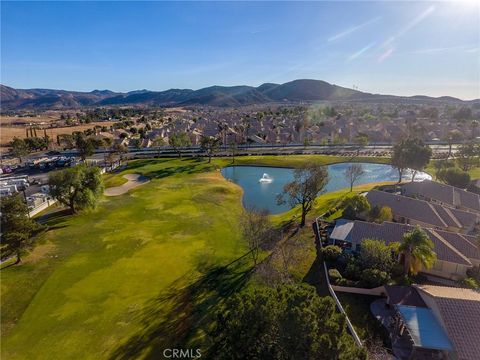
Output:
2,1,480,360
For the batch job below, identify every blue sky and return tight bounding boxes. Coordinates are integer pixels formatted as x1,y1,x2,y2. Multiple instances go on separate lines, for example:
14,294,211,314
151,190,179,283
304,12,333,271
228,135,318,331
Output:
1,1,479,99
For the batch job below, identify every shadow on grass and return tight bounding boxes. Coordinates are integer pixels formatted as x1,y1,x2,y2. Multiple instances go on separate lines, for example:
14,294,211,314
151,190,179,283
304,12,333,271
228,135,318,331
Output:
36,208,72,226
305,221,330,298
109,256,253,360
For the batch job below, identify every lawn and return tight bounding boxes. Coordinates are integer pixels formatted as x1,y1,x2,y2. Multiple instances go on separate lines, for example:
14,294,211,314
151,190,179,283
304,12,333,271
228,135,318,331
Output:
2,158,249,359
1,155,392,359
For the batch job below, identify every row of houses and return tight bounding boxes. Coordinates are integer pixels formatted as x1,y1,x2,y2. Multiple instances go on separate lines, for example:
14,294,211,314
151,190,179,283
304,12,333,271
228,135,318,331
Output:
331,220,479,279
327,180,480,359
330,180,480,280
380,284,480,360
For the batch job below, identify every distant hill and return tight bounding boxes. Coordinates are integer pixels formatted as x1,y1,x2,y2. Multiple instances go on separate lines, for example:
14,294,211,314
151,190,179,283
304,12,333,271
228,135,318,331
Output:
0,79,473,110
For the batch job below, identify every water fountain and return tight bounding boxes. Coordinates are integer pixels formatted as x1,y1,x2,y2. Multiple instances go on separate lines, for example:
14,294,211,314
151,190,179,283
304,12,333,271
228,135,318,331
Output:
259,173,273,183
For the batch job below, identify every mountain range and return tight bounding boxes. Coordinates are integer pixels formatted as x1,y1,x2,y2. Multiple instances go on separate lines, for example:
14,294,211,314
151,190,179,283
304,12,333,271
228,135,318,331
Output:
0,79,475,110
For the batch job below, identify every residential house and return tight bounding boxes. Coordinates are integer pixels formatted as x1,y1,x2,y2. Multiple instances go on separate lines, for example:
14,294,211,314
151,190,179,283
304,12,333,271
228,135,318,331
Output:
402,180,480,213
366,190,479,234
330,220,477,279
414,285,480,360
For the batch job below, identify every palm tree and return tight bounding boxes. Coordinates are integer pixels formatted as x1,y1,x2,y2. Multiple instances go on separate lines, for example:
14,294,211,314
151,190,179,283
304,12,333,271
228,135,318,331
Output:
399,226,437,276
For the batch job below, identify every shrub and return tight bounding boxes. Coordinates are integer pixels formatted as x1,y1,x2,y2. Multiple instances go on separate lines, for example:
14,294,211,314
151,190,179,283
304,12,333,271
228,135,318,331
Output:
342,195,371,220
358,239,395,274
322,245,342,263
336,278,355,287
462,277,479,290
360,268,390,288
437,167,471,188
344,260,361,281
328,268,342,284
369,205,393,223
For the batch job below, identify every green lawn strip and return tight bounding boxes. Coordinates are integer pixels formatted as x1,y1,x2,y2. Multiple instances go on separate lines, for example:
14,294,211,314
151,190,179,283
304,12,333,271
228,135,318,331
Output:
2,158,247,359
426,160,480,180
223,154,391,168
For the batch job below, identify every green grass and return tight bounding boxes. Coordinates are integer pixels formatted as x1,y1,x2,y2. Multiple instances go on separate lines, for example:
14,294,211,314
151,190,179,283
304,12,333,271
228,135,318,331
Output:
229,154,390,168
271,181,396,226
103,172,128,188
2,155,392,359
2,158,249,359
426,160,480,180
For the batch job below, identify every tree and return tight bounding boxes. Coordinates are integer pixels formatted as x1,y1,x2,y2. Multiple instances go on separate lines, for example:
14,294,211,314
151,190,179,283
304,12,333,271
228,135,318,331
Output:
343,195,371,220
74,134,95,161
200,135,221,163
277,164,329,227
10,137,29,163
358,239,396,274
391,138,432,182
168,132,191,158
112,143,128,163
437,167,470,188
153,137,166,157
228,140,237,164
208,284,366,360
399,226,437,276
369,205,393,223
49,165,104,213
391,141,409,183
344,164,365,192
1,194,39,263
444,129,463,158
354,134,369,155
240,209,276,266
457,140,479,171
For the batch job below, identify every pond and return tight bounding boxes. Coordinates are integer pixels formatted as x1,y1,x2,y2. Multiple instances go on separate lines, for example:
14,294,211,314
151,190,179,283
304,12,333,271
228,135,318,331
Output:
221,163,431,214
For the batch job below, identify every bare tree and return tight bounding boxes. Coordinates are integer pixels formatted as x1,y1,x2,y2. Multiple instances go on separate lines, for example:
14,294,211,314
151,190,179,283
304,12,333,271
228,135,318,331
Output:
240,208,275,266
344,163,365,192
277,164,329,227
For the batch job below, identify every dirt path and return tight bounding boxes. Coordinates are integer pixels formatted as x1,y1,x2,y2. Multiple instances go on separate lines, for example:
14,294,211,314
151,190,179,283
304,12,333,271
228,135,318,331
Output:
104,174,150,196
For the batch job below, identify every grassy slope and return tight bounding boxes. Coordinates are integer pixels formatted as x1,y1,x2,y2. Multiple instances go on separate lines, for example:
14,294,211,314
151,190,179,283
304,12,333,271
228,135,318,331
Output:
2,158,247,359
1,155,394,359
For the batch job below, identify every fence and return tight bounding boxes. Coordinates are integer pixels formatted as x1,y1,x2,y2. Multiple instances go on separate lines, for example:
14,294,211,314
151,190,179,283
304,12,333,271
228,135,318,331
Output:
29,197,57,217
314,216,363,348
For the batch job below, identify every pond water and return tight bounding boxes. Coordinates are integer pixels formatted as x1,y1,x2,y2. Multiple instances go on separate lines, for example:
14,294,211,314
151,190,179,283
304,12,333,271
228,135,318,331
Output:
221,163,431,214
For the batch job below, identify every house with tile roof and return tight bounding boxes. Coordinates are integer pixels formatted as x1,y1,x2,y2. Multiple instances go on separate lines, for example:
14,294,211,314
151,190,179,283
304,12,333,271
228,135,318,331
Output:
366,190,479,234
414,285,480,360
331,220,478,279
402,180,480,214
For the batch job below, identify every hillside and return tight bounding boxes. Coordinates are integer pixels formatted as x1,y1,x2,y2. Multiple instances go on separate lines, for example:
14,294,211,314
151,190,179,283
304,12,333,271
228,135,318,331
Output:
0,79,470,110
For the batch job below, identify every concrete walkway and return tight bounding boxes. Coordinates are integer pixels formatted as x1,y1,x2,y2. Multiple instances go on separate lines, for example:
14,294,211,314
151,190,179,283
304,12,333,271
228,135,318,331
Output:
104,174,150,196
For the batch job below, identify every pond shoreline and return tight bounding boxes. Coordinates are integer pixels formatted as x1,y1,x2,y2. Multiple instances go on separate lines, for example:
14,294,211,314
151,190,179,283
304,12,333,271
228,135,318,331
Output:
221,163,431,214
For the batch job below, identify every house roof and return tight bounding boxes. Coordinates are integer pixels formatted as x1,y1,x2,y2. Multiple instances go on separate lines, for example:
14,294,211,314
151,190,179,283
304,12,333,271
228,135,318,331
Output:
402,180,480,212
384,285,427,307
349,221,472,266
366,190,478,230
432,229,480,262
415,285,480,360
330,219,354,242
416,285,480,301
396,305,454,351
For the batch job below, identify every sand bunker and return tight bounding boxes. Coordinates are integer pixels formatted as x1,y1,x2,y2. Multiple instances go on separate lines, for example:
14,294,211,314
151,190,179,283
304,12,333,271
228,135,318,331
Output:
104,174,150,196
